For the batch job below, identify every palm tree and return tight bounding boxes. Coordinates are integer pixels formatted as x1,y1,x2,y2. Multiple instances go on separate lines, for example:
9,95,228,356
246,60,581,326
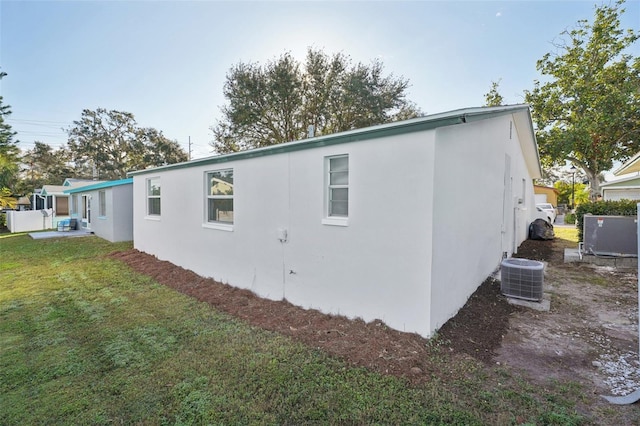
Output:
0,187,16,209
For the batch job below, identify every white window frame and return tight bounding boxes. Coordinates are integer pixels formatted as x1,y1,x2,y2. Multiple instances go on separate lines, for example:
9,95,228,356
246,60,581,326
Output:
71,194,79,217
322,154,349,226
98,190,106,218
203,169,234,231
146,177,161,218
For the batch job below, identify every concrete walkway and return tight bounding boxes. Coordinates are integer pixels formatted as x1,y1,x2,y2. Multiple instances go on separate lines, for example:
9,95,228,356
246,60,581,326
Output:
29,229,93,240
553,214,577,229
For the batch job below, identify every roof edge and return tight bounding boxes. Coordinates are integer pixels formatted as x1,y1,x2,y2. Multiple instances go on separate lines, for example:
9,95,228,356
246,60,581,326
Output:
64,178,133,194
614,151,640,176
600,173,640,187
128,104,534,177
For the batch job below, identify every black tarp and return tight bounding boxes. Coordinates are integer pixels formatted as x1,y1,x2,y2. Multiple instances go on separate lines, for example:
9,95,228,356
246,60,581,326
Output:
529,218,555,240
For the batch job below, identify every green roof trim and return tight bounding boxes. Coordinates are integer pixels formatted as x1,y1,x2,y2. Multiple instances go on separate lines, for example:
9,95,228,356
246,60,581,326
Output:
128,104,536,177
64,178,133,194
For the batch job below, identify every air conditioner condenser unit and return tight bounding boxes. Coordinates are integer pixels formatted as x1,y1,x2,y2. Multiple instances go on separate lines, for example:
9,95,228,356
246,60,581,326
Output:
500,258,544,302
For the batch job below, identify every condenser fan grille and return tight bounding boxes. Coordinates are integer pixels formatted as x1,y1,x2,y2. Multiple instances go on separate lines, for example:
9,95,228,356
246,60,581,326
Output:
500,258,544,302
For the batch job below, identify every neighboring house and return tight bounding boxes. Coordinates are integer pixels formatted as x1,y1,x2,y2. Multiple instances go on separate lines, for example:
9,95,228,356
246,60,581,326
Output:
600,175,640,201
32,178,101,227
64,178,133,242
129,105,542,338
16,196,31,211
600,152,640,201
533,185,559,206
615,151,640,176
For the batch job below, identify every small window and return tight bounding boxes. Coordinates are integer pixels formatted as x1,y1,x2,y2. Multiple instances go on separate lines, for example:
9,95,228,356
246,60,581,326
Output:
71,195,78,216
98,190,106,217
147,177,161,216
327,155,348,217
206,169,233,224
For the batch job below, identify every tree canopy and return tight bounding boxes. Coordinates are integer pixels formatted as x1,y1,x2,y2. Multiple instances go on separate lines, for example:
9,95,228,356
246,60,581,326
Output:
66,108,188,180
211,48,421,153
0,69,19,195
0,187,16,209
484,79,505,106
525,0,640,198
554,179,589,207
20,142,72,192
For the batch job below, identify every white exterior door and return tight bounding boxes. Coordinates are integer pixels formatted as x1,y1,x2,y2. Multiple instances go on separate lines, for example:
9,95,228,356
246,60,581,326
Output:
82,195,92,229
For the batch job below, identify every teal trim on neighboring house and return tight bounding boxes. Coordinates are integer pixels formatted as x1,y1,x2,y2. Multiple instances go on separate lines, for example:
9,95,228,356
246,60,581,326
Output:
40,187,57,196
64,178,133,194
128,104,540,177
62,178,96,187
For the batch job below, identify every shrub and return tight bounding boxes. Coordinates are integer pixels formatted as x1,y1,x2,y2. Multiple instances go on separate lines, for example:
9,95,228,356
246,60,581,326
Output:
564,213,576,225
0,212,5,229
575,200,638,240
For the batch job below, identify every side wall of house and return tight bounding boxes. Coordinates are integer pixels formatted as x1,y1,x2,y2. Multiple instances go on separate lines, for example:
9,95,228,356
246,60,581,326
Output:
602,188,640,201
133,131,437,336
429,114,537,332
88,189,114,242
110,185,134,242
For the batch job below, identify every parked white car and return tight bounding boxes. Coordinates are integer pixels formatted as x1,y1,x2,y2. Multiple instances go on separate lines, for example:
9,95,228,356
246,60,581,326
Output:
536,203,557,224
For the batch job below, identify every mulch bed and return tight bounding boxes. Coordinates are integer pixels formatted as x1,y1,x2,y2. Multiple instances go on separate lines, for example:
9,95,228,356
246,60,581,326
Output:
110,238,554,383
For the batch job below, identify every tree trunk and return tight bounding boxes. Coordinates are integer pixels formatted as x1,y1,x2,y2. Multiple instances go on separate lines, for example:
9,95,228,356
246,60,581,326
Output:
584,168,600,201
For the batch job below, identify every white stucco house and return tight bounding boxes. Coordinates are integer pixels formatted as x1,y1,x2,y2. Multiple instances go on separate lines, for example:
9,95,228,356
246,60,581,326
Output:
65,178,133,242
129,105,542,338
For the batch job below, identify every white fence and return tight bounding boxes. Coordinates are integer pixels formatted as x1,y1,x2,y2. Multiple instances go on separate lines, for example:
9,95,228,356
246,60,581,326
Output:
6,209,54,233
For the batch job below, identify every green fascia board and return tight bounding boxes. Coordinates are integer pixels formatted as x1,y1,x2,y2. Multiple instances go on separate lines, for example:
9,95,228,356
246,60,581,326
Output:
64,178,133,194
128,104,534,177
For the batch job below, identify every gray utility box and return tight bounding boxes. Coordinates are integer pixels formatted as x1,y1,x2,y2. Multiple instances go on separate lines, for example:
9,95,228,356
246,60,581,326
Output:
582,215,638,257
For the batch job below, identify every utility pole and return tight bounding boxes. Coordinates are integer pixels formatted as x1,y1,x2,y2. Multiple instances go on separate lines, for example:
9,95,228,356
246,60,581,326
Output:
188,136,192,161
571,166,576,210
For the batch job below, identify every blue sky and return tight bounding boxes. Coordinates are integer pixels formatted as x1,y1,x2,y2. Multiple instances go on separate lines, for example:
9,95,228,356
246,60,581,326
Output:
1,0,639,161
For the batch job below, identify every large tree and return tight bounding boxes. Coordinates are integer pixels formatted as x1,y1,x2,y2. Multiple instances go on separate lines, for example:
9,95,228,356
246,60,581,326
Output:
0,151,17,211
66,108,188,180
0,187,16,209
20,141,72,191
211,48,421,153
525,0,640,199
0,69,19,193
484,79,505,106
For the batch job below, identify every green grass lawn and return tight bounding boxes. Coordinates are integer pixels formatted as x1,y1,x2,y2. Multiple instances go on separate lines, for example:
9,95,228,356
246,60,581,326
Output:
554,226,579,244
0,235,586,425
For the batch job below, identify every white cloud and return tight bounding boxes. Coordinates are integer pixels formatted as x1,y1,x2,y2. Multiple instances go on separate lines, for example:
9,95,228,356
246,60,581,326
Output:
496,11,502,17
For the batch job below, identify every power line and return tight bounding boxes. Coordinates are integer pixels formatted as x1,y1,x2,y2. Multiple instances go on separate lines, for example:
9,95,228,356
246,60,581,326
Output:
15,130,67,136
6,118,72,125
9,122,66,129
18,141,67,147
